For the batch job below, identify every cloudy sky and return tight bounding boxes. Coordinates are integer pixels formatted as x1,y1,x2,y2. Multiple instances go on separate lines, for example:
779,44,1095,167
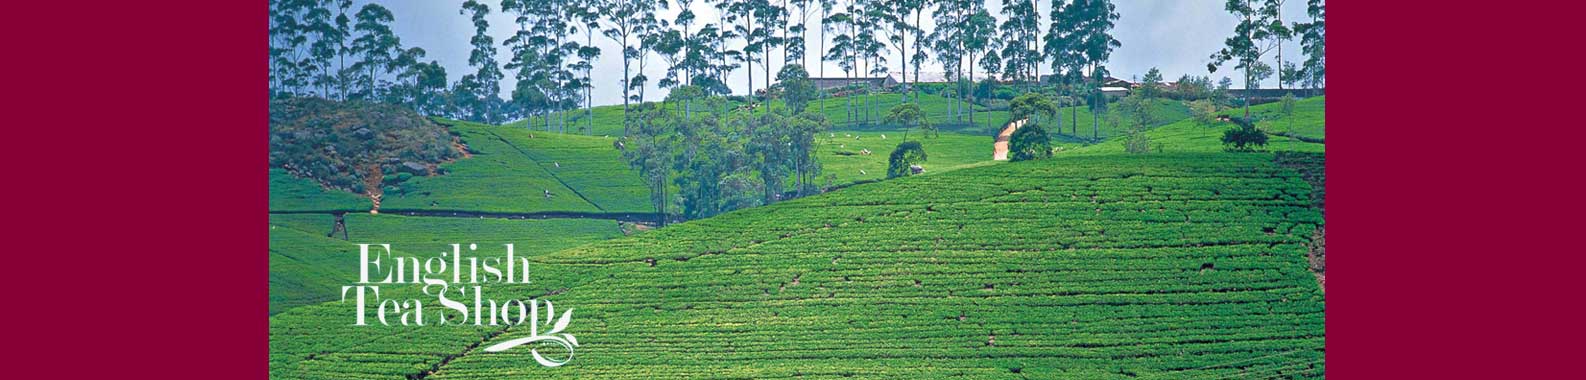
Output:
361,0,1313,107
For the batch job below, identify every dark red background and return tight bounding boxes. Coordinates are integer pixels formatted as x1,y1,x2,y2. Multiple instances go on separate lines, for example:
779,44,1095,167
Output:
5,1,1580,378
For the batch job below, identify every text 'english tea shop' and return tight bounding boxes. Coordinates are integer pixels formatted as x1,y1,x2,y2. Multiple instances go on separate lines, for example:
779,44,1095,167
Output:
338,243,580,366
340,243,563,328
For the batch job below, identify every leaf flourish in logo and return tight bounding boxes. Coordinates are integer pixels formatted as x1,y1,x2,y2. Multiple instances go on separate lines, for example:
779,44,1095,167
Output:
483,299,579,367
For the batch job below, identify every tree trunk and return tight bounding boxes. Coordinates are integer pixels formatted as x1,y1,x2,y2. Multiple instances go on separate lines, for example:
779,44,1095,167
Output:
622,38,632,135
969,52,976,129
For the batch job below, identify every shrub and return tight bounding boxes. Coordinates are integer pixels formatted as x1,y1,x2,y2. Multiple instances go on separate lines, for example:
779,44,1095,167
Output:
887,141,927,178
993,87,1019,100
1008,122,1052,162
1221,119,1269,152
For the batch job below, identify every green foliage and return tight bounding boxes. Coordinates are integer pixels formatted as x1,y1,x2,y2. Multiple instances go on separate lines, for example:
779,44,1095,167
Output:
1123,129,1153,154
1214,77,1235,107
775,64,818,114
267,213,622,315
268,98,459,194
1189,99,1219,126
1207,0,1288,96
379,119,648,213
620,103,680,222
1009,122,1053,162
1117,95,1158,154
1068,118,1323,155
886,141,927,178
268,169,369,212
884,103,933,138
819,130,996,185
673,113,745,220
1116,95,1157,131
1138,67,1164,98
1281,93,1298,117
1293,0,1327,90
1222,119,1270,152
1219,95,1326,139
516,91,1027,137
1174,74,1214,100
1008,92,1058,125
973,78,1000,100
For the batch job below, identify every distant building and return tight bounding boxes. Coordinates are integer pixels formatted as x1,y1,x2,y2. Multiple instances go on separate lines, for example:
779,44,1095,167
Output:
1102,76,1134,88
1037,74,1136,87
889,71,991,84
810,76,899,91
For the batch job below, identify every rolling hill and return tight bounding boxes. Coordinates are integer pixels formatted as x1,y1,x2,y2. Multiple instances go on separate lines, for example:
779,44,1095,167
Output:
267,213,627,315
270,152,1326,379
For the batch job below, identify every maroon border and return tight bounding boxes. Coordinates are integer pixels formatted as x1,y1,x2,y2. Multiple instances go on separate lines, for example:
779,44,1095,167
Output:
12,1,1582,378
9,1,266,378
1330,2,1582,378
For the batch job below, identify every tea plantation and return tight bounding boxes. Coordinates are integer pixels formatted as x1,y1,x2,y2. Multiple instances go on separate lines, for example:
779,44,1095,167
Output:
270,152,1325,379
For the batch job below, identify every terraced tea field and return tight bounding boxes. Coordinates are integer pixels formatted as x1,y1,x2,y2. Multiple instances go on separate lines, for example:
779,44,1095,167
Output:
380,120,651,214
268,213,626,315
269,168,372,212
270,153,1325,379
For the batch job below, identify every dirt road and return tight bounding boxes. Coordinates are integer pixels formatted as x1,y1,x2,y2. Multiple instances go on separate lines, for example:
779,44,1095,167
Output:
992,118,1027,161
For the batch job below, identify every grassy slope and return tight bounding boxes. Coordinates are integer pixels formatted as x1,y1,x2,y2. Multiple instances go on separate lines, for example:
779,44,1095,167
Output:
378,120,650,214
818,130,993,185
1067,117,1326,156
267,213,626,316
271,153,1325,379
494,94,1193,193
1222,95,1326,139
487,126,653,213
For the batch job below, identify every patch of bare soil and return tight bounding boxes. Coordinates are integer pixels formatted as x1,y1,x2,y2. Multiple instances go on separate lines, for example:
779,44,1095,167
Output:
364,165,383,214
992,119,1028,161
452,136,473,159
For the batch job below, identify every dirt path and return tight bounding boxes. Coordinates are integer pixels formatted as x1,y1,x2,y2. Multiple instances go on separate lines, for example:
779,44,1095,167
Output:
992,119,1028,161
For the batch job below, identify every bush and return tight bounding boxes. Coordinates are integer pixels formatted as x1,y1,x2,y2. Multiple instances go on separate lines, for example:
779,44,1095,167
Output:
887,141,928,178
992,87,1019,100
269,98,459,194
1221,119,1269,152
1008,122,1052,162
